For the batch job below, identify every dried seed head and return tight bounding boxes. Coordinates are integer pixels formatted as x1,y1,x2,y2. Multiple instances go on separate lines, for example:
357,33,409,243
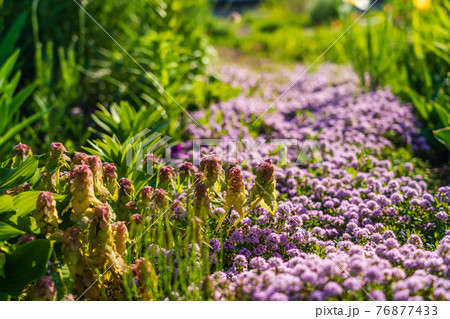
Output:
249,159,277,214
132,213,143,225
73,152,88,165
112,221,128,255
153,189,167,208
87,155,102,173
36,191,55,211
71,165,93,189
8,143,33,168
33,276,56,301
140,186,154,202
46,142,70,173
194,183,210,220
102,163,118,199
227,166,245,194
34,191,60,234
158,166,175,190
5,182,32,195
224,166,247,218
49,142,67,157
102,162,117,180
13,143,32,156
118,178,134,197
143,153,159,174
144,153,159,165
133,257,154,289
193,172,206,184
86,155,107,197
179,162,194,177
69,165,102,223
62,225,84,244
171,199,184,211
256,159,275,184
94,205,111,229
199,152,223,186
61,225,85,272
125,201,137,215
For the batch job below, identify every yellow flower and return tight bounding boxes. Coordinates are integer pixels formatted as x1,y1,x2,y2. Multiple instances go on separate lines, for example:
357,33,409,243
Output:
413,0,431,11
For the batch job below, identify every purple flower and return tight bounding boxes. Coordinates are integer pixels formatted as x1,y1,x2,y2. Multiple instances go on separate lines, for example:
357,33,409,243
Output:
270,292,289,301
436,211,448,221
385,238,400,249
393,289,410,301
233,255,248,270
210,239,221,253
268,257,283,268
406,234,423,248
230,230,244,244
364,266,384,283
343,277,362,291
266,233,280,246
323,282,343,298
309,290,324,301
238,248,251,259
249,257,269,271
370,290,386,301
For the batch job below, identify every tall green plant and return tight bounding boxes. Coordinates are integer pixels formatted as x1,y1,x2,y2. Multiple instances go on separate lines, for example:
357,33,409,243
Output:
0,10,28,66
86,0,214,137
338,0,450,156
0,51,43,158
29,41,89,150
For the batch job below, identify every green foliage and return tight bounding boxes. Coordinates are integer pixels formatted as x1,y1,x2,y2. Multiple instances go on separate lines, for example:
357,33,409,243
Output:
189,77,241,110
86,0,214,137
91,101,168,144
210,2,344,63
434,127,450,150
308,0,338,25
30,41,89,150
337,0,450,156
211,0,449,158
0,10,28,65
0,52,45,158
0,156,39,193
0,240,52,296
0,139,277,300
0,222,24,242
83,132,169,192
1,0,218,153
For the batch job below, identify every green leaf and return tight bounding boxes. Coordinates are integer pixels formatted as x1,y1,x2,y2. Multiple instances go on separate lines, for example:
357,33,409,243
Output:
0,110,47,153
434,127,450,150
8,82,36,116
404,88,429,123
0,221,24,241
0,156,39,193
0,195,14,214
0,292,10,301
435,103,450,127
8,215,40,235
0,239,52,296
0,11,28,65
0,253,5,278
0,50,20,89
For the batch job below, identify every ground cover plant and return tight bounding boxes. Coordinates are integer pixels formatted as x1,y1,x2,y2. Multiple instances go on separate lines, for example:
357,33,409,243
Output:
1,59,449,300
0,0,449,302
212,0,450,159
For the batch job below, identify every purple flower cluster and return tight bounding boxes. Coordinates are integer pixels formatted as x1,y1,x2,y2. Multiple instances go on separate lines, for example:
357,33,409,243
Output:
209,235,450,301
182,62,449,300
